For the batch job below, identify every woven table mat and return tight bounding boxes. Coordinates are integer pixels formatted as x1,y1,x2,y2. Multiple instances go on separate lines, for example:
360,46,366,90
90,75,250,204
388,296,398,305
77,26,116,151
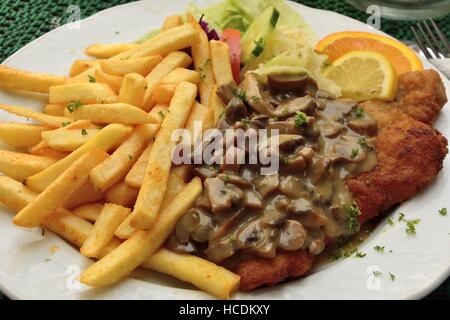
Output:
0,0,449,300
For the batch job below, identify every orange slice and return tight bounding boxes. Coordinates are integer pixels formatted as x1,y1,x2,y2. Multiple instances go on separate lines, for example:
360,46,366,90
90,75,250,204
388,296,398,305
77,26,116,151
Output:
315,31,423,75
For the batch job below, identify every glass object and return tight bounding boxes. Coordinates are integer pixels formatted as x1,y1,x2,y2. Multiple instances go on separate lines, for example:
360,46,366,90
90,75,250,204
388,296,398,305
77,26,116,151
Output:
346,0,450,21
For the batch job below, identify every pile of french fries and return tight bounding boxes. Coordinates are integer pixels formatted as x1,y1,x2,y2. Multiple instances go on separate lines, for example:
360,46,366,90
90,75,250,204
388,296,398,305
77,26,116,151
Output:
0,14,239,299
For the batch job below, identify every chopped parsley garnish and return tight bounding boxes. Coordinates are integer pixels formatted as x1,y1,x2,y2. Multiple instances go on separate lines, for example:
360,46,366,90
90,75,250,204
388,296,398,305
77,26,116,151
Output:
232,87,247,101
344,201,361,232
158,110,166,119
331,247,365,261
61,121,71,127
353,108,365,118
387,218,394,225
389,273,396,281
81,128,87,135
282,107,290,115
439,207,447,216
373,271,382,277
67,100,83,113
350,148,359,159
294,111,307,127
354,250,366,258
406,219,420,236
282,157,290,165
128,154,133,161
88,75,96,83
397,212,405,222
251,96,261,103
374,245,385,253
357,137,367,147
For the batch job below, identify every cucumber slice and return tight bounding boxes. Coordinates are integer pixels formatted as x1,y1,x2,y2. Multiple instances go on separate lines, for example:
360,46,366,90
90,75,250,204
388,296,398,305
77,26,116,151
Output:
241,5,280,65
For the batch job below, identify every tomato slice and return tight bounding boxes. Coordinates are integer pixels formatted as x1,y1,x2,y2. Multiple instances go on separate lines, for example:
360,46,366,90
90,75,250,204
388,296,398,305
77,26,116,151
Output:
221,29,241,84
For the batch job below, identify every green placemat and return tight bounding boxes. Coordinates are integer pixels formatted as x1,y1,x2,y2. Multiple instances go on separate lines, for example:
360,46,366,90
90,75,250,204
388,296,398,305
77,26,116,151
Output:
0,0,449,300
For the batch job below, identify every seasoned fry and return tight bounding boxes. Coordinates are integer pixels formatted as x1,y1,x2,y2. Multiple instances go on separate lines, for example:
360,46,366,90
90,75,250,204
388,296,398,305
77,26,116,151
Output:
81,203,130,258
26,123,132,192
64,103,158,125
100,56,162,77
113,24,199,60
0,176,238,299
114,215,136,240
147,104,169,125
187,13,215,106
49,83,117,104
80,177,202,287
70,60,102,77
73,203,104,222
105,182,139,208
130,82,197,230
0,123,49,148
143,249,240,299
142,51,193,110
74,65,101,82
90,124,156,191
94,69,123,94
151,83,177,104
14,148,109,228
0,150,56,182
29,146,69,160
0,104,72,128
124,142,152,188
210,40,235,86
42,128,100,152
44,104,66,117
0,65,76,93
152,68,200,104
185,102,214,141
64,180,104,210
161,15,183,31
209,85,226,127
118,73,147,108
85,43,138,59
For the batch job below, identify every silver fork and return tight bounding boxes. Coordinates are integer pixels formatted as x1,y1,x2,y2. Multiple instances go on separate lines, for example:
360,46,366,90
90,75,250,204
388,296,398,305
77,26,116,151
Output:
411,18,450,59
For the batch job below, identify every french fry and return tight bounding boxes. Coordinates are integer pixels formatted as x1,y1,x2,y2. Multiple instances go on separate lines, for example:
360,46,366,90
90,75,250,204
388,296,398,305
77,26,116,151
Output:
0,65,76,93
0,176,239,299
105,182,139,208
113,24,199,60
118,73,147,108
124,141,152,188
142,51,193,110
29,146,69,160
151,83,177,104
94,69,123,94
75,65,101,82
161,15,183,31
80,177,202,287
209,85,226,127
49,83,117,104
26,123,132,192
130,82,197,230
90,124,157,191
64,103,158,125
100,56,162,77
81,203,130,258
119,165,188,238
0,123,49,148
185,102,214,142
69,59,102,77
187,13,215,106
64,180,104,210
43,104,66,117
42,128,100,152
85,43,138,59
0,150,56,182
143,249,240,299
0,104,73,128
147,104,169,125
210,40,235,86
14,148,109,228
152,68,200,104
73,203,104,222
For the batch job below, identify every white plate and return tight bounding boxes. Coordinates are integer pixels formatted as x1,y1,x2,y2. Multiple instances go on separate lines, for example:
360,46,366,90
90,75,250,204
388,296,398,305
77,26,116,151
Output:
1,0,449,300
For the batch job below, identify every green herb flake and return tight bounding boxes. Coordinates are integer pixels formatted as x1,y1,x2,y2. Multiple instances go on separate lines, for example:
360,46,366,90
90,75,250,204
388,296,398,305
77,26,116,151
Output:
81,128,87,136
374,245,385,253
387,218,394,225
350,148,359,159
389,272,396,281
406,219,420,236
353,108,365,118
344,201,361,232
158,110,166,119
251,96,261,103
439,207,447,216
66,100,83,113
61,121,71,128
358,137,367,148
354,250,366,258
373,271,382,277
128,154,133,161
294,111,307,127
232,87,247,101
88,75,96,83
397,212,405,222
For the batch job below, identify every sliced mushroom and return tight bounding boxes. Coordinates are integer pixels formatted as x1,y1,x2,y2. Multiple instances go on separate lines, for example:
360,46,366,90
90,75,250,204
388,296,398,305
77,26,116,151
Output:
316,90,337,100
217,81,237,105
268,74,318,97
194,192,211,211
193,165,220,180
295,210,329,228
273,96,316,117
316,119,343,138
287,198,313,215
282,147,314,173
261,195,289,226
240,73,275,116
310,180,333,204
204,177,244,213
253,173,279,197
218,173,252,188
243,189,263,209
347,117,377,136
205,237,236,263
321,99,355,121
308,156,331,183
277,134,305,152
221,145,246,171
175,208,215,243
326,135,366,163
267,120,302,134
166,234,198,254
279,175,308,199
306,229,325,255
278,220,308,251
224,97,247,124
236,219,279,259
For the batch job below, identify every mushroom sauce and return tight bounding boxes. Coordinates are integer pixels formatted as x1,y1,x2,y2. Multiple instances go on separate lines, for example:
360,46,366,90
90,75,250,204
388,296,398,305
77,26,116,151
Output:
167,73,378,265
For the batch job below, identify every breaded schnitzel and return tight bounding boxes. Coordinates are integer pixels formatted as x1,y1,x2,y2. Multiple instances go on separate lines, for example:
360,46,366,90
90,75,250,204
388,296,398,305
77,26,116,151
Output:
233,70,448,291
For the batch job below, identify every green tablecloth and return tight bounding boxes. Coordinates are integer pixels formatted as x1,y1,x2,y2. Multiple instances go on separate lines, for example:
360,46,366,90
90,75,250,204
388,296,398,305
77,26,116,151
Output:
0,0,449,300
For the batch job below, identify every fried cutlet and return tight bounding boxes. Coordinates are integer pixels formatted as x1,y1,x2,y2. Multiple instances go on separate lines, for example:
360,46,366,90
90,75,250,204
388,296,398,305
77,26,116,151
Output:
232,70,448,291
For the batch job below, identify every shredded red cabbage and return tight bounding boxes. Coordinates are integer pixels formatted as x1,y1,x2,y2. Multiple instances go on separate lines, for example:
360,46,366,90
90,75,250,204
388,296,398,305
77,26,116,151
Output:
199,15,219,41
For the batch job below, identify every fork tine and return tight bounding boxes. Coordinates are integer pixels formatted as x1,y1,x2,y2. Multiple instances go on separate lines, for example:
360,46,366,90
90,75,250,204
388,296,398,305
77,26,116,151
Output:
411,26,432,59
429,18,450,58
422,20,447,58
416,22,440,59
